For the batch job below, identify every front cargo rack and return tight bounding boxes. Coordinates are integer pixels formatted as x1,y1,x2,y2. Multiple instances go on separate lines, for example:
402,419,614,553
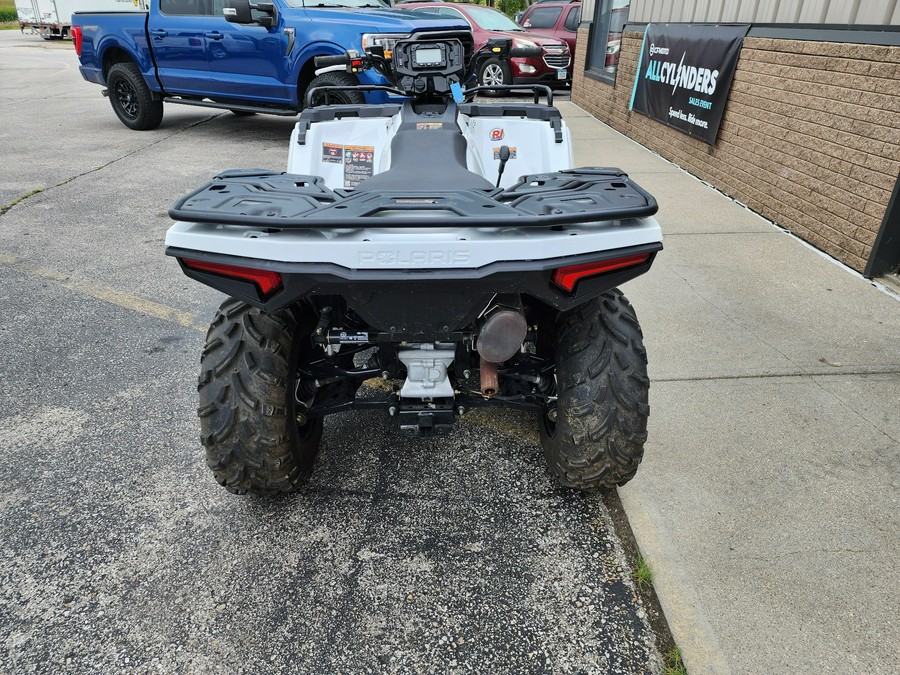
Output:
169,168,658,229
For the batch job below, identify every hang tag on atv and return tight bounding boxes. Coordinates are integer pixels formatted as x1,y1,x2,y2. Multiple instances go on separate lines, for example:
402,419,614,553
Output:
450,82,464,103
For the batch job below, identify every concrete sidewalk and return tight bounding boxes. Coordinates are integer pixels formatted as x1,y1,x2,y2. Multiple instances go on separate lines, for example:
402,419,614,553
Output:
558,102,900,674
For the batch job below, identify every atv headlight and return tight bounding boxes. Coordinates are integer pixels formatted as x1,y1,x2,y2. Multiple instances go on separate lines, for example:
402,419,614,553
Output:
362,33,410,60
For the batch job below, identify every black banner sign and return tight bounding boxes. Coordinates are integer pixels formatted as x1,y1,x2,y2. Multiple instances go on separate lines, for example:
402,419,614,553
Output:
629,24,749,145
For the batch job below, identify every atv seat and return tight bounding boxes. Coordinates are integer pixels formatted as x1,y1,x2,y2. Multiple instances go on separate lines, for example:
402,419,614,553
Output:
355,128,493,192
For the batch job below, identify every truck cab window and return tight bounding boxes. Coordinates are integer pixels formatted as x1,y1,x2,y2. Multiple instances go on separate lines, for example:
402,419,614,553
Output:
159,0,206,15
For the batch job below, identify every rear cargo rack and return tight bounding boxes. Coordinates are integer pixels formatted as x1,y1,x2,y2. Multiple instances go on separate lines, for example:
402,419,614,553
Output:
169,168,658,229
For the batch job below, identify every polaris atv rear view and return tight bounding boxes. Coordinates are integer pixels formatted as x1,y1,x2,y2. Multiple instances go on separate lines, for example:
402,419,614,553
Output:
165,33,663,495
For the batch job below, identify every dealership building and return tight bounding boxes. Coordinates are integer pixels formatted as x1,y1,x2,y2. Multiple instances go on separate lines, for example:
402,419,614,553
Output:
572,0,900,280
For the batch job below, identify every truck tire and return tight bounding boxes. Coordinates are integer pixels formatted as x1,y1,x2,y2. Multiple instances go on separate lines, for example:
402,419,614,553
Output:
539,290,650,490
107,62,164,131
198,299,323,495
306,71,366,107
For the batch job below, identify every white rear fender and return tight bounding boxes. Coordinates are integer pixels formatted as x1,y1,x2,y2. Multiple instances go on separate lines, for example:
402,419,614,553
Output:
459,114,574,188
286,104,573,190
165,216,662,269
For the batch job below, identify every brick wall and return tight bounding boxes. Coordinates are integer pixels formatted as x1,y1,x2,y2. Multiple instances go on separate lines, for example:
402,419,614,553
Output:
572,29,900,274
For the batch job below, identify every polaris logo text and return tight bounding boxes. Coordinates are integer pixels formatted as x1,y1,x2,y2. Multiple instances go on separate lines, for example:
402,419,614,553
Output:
359,250,471,266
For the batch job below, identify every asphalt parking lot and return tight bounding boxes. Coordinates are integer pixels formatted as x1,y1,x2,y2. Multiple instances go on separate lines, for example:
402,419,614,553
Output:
0,32,662,673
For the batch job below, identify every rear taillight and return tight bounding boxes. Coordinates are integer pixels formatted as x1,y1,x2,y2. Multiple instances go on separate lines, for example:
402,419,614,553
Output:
181,259,283,297
72,26,83,56
551,253,651,293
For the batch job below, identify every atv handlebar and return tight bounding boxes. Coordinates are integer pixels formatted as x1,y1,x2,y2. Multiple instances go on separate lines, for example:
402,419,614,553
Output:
314,54,350,68
508,45,542,58
310,37,553,106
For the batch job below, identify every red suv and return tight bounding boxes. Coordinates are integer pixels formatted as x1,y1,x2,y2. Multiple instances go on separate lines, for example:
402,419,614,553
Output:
403,2,572,89
519,0,581,64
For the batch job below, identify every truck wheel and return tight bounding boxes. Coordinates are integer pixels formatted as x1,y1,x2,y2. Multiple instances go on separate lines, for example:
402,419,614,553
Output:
107,62,163,131
478,57,511,96
539,290,650,490
198,299,323,495
306,71,366,107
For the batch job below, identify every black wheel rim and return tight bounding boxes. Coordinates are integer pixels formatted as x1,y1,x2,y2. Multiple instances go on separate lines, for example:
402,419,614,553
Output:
311,92,352,107
292,318,322,437
293,368,318,437
114,79,139,119
539,369,558,438
541,406,557,439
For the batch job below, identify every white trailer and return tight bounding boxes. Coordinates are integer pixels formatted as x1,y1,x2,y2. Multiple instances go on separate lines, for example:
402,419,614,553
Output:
16,0,146,39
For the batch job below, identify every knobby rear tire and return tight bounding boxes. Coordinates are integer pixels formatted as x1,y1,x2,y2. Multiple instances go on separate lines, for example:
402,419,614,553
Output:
539,290,650,490
198,299,322,495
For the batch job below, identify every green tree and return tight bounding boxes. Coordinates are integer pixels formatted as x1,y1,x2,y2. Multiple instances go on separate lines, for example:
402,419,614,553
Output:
496,0,526,18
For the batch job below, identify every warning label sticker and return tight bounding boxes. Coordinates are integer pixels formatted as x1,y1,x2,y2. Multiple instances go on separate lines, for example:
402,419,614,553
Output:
343,145,375,188
322,142,343,163
416,122,444,131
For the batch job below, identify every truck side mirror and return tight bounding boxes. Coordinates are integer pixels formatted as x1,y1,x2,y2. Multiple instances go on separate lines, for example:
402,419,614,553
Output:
223,0,252,24
256,3,278,29
223,0,278,26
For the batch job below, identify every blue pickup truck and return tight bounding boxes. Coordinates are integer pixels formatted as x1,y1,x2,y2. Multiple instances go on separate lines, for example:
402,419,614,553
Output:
72,0,467,130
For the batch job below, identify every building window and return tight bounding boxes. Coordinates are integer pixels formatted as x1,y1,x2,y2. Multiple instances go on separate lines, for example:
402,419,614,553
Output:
586,0,630,81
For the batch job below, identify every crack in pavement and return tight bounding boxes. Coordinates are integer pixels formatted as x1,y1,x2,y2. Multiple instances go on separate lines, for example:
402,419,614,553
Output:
806,375,900,446
746,548,875,561
654,370,900,382
660,257,813,372
662,230,779,236
0,112,224,215
657,370,900,444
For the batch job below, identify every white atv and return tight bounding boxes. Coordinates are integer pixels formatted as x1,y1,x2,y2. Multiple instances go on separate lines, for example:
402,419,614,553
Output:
165,33,663,495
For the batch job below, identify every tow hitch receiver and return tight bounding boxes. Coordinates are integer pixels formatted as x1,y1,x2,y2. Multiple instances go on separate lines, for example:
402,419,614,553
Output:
398,402,455,436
